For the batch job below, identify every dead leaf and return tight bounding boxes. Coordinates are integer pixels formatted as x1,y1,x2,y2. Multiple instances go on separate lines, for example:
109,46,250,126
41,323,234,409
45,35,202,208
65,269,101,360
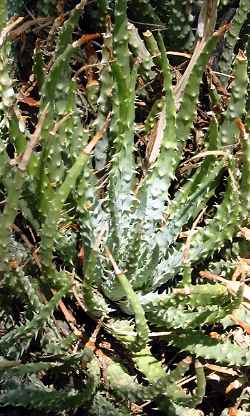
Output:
17,96,40,107
199,271,250,303
240,227,250,241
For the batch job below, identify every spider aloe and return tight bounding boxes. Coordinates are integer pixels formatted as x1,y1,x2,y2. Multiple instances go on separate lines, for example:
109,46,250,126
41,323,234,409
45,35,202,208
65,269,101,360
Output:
0,0,250,415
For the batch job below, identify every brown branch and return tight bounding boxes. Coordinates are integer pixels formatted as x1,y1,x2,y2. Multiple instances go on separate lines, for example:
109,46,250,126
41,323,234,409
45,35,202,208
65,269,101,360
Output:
0,17,24,48
180,150,227,166
175,22,228,108
11,224,42,270
182,208,206,263
105,246,123,276
9,17,52,40
83,112,111,155
18,104,49,172
199,271,250,302
72,33,100,49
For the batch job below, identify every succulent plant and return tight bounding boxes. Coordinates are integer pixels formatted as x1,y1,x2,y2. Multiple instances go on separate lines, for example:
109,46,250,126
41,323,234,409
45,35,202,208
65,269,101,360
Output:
0,0,250,415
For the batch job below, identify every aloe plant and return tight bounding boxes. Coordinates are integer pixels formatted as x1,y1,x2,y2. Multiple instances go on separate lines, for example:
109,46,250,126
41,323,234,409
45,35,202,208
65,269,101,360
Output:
0,0,250,415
